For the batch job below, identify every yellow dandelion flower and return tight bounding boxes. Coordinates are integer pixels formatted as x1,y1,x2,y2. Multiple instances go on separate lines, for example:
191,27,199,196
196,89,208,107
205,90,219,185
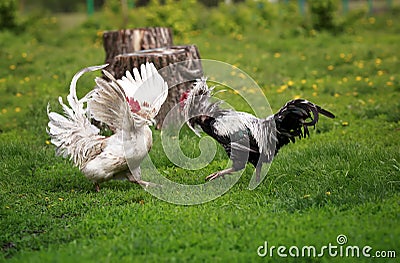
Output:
293,94,301,99
24,77,30,82
301,79,306,84
312,92,318,97
342,77,348,82
1,109,7,114
287,80,294,86
52,74,59,80
238,73,246,80
15,107,21,113
277,84,288,93
375,58,382,66
368,81,373,86
386,81,393,86
334,93,340,98
353,91,358,96
16,92,22,97
390,76,395,81
357,62,364,69
21,52,27,58
339,53,346,59
0,78,6,83
342,121,349,126
274,52,281,58
45,140,51,145
312,84,318,90
377,70,384,76
9,65,16,70
368,98,375,103
355,76,362,81
247,89,256,94
345,54,353,62
368,17,376,24
325,191,331,196
327,65,334,71
96,31,103,37
58,198,64,201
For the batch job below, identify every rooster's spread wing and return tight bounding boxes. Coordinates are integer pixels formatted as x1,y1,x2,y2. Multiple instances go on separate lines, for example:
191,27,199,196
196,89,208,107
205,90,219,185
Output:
116,62,168,121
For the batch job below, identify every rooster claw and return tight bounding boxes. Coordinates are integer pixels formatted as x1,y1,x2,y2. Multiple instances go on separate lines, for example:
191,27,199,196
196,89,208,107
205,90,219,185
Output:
205,172,225,181
205,167,235,181
136,180,161,189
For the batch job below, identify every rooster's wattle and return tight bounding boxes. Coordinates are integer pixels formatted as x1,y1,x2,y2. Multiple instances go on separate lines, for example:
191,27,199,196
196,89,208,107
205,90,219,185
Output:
47,63,168,191
181,78,335,182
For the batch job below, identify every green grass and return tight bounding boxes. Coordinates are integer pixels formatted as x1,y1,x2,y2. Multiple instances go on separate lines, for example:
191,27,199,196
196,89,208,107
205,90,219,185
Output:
1,3,400,262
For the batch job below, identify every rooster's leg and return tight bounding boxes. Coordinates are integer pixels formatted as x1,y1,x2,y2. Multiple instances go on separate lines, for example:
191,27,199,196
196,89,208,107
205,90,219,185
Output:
255,164,262,183
133,179,159,188
206,167,236,181
94,183,100,192
126,168,159,188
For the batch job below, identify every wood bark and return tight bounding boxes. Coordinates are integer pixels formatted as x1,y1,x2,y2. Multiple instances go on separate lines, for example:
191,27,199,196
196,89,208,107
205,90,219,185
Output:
106,45,203,128
103,27,173,65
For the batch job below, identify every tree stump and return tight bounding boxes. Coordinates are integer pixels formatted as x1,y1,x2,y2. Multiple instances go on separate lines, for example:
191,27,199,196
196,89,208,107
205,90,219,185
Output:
107,45,203,128
103,27,173,65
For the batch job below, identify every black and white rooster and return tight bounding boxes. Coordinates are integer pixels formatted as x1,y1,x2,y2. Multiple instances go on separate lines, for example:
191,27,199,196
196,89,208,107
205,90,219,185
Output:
47,63,168,191
180,78,335,182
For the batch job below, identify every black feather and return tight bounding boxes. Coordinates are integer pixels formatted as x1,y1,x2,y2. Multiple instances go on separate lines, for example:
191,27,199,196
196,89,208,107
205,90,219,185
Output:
184,79,335,175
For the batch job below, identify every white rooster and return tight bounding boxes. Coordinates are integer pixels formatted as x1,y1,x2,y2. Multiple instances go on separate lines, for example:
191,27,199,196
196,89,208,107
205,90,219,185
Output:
47,63,168,191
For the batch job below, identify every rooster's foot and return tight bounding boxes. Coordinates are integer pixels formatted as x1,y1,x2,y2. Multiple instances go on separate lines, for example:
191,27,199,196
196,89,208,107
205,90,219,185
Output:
94,183,100,192
135,180,160,188
205,168,235,181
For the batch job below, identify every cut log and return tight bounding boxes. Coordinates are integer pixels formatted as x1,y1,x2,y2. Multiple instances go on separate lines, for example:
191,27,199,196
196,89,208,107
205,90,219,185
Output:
107,45,203,128
103,27,173,65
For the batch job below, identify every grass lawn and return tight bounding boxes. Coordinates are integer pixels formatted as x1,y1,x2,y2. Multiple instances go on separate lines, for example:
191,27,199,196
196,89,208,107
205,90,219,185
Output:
1,3,399,262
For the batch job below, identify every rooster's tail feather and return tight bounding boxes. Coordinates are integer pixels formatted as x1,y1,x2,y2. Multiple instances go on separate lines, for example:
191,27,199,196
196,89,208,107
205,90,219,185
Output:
274,99,335,148
47,65,108,167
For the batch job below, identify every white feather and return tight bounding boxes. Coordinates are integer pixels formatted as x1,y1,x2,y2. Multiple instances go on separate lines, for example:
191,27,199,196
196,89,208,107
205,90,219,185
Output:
47,63,168,190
